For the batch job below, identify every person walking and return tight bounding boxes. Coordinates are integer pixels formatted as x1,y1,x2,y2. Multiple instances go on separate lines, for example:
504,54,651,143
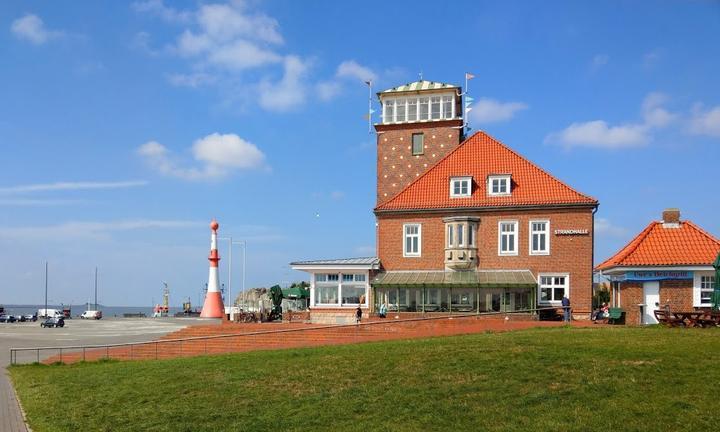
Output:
355,305,362,324
561,295,571,322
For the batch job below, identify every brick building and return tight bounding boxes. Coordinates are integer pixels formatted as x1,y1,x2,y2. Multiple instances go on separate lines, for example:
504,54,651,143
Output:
596,209,720,325
292,80,598,323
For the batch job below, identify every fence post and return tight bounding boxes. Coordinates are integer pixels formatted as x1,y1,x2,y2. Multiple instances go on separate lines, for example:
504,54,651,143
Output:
106,346,109,360
130,344,133,360
205,339,208,355
155,341,158,360
180,340,183,357
37,349,40,364
83,347,86,362
59,348,62,364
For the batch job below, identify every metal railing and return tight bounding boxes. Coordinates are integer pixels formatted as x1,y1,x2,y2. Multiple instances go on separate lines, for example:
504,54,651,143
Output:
9,307,566,365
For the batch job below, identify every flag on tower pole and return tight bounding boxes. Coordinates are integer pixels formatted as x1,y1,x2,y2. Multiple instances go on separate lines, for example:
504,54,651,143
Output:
465,72,475,80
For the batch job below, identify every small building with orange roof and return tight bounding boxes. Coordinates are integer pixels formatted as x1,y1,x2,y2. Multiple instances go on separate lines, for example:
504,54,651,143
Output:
596,209,720,325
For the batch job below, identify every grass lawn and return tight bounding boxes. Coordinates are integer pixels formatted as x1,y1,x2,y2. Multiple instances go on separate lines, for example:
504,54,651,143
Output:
9,326,720,431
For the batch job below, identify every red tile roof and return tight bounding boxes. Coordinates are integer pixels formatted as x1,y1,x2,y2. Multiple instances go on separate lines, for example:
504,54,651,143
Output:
596,220,720,270
375,131,597,211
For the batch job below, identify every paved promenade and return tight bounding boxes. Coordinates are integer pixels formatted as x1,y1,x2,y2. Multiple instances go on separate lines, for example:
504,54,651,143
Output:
0,318,213,432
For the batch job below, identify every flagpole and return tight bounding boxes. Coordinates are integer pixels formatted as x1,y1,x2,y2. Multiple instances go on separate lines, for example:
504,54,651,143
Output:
366,80,373,134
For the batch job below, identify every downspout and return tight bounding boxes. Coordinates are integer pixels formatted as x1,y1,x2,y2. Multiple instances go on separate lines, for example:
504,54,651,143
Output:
591,206,599,315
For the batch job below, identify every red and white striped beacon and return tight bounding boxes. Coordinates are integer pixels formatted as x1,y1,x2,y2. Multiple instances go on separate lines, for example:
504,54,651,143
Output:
200,219,225,318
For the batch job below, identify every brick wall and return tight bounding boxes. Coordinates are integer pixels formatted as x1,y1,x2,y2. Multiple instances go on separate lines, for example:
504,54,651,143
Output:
376,207,595,314
375,120,462,205
618,279,695,325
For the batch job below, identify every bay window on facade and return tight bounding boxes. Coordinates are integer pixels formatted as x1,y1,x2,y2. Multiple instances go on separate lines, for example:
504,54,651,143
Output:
444,217,478,270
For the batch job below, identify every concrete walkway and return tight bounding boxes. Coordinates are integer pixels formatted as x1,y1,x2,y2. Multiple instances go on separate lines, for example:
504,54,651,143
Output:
0,369,26,432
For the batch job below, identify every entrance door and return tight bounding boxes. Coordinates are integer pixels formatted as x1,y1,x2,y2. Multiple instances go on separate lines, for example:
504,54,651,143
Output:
643,281,660,324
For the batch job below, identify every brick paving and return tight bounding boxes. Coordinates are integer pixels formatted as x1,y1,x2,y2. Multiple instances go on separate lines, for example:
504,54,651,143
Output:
43,316,595,365
0,369,27,432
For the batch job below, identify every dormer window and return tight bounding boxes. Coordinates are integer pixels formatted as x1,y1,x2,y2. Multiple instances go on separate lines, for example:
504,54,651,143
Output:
488,175,511,196
450,176,472,198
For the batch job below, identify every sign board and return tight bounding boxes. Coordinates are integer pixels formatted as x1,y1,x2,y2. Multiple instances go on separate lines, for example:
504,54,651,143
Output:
554,229,589,236
621,270,693,281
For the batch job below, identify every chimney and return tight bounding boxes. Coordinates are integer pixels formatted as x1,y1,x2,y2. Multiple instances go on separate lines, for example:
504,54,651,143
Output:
662,208,680,227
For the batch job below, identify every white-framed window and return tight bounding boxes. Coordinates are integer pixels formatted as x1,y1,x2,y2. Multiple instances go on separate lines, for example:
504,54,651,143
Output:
539,274,569,303
498,221,518,255
488,175,511,196
403,223,421,257
456,224,464,246
447,224,454,247
442,95,454,119
382,94,454,124
530,220,550,255
314,273,340,305
430,96,442,119
694,272,716,307
412,133,424,155
468,222,476,246
450,176,472,198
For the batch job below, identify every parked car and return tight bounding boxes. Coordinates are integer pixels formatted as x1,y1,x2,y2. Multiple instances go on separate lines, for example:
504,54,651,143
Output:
0,314,17,323
40,317,65,328
15,315,26,322
80,310,102,320
24,314,38,322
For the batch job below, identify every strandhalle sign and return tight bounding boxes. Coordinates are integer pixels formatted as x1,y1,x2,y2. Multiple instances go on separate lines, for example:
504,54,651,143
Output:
554,229,589,235
623,271,694,281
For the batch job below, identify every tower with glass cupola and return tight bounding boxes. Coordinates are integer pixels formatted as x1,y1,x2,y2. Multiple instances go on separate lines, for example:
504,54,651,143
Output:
374,80,464,205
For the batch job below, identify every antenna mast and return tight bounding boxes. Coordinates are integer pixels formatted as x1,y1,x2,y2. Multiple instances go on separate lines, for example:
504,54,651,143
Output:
462,72,475,132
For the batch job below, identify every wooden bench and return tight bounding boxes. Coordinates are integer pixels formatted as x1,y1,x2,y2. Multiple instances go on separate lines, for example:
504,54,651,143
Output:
607,307,625,324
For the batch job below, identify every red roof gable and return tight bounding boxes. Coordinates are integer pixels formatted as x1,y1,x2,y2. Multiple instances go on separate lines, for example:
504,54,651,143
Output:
596,220,720,270
375,131,597,212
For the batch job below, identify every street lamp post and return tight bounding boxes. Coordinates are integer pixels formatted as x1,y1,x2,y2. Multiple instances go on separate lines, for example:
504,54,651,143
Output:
218,237,247,308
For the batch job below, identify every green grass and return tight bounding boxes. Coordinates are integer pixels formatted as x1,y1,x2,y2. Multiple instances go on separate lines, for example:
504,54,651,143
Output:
9,327,720,431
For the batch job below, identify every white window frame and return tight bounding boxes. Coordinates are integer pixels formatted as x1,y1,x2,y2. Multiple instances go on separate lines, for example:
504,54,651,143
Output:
447,224,454,248
694,271,716,307
403,223,422,257
488,175,511,196
529,220,550,255
538,273,569,304
450,176,472,198
498,220,518,256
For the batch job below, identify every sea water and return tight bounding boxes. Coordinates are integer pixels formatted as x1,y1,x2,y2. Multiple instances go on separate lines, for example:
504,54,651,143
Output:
1,304,185,318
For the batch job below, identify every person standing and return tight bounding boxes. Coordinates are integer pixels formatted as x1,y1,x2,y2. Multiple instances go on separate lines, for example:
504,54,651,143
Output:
561,295,571,322
355,305,362,324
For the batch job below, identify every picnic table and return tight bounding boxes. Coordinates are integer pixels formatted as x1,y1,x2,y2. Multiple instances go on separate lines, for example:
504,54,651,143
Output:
670,311,705,327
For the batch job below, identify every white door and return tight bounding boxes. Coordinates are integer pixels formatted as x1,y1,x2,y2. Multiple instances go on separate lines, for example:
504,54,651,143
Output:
643,281,660,324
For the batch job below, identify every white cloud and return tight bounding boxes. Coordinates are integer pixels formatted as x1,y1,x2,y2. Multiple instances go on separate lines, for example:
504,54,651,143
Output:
336,60,377,83
330,191,345,200
131,0,191,23
0,219,201,241
642,92,676,128
468,98,528,124
0,180,147,194
546,92,677,149
258,56,310,111
196,3,283,45
546,121,649,149
595,218,629,237
206,39,282,70
688,103,720,138
138,133,266,180
0,199,86,206
10,14,63,45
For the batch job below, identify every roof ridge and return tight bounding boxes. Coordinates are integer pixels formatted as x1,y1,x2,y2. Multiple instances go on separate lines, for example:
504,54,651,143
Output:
375,130,480,210
596,221,658,270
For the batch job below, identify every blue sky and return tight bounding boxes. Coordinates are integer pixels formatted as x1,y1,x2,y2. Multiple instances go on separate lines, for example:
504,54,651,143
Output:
1,0,718,306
